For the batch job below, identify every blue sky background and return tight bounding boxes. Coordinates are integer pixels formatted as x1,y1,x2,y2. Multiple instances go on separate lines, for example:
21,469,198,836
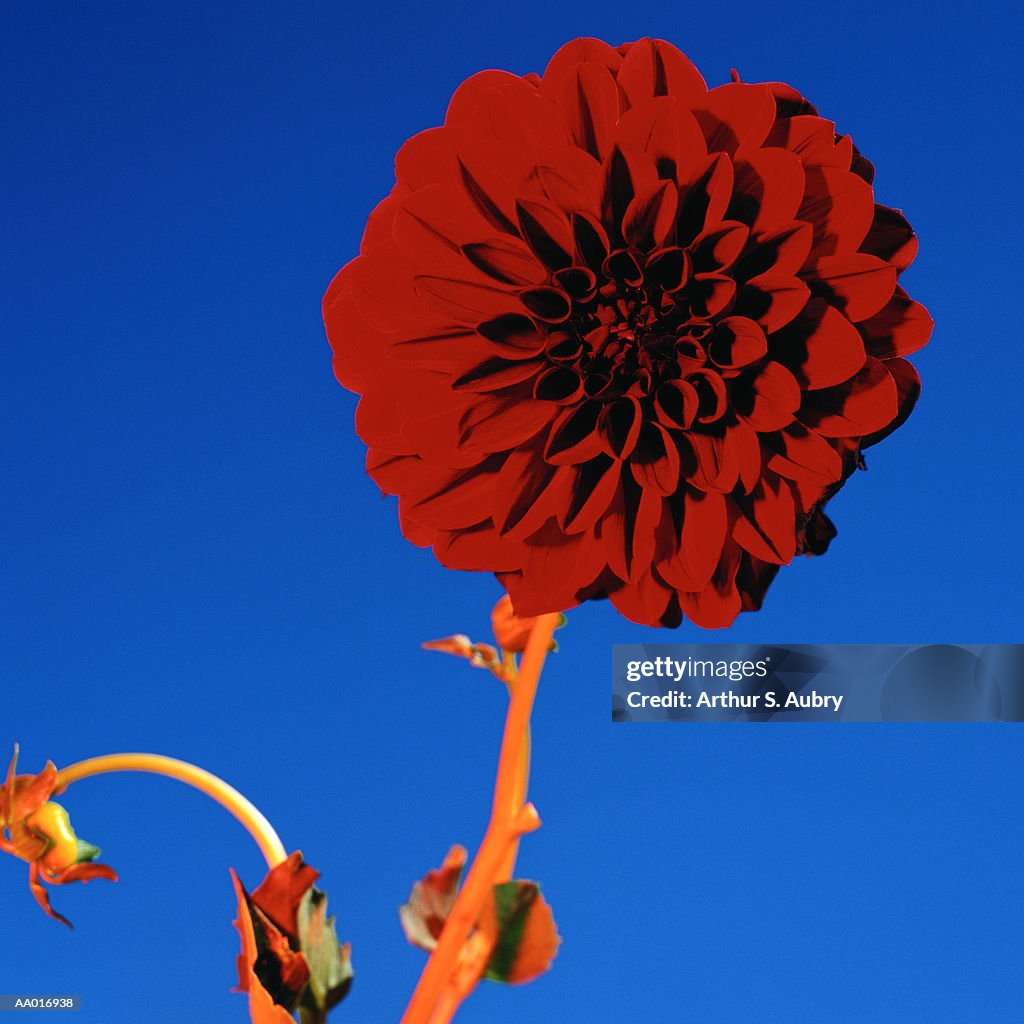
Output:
3,2,1024,1021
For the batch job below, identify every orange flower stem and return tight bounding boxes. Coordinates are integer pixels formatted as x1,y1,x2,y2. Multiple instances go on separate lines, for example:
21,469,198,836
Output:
434,727,532,1024
401,611,561,1024
496,728,531,882
427,984,462,1024
428,937,489,1024
55,753,287,870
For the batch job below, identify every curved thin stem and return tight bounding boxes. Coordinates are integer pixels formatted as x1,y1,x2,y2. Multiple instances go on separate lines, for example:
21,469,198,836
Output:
55,753,287,869
401,611,562,1024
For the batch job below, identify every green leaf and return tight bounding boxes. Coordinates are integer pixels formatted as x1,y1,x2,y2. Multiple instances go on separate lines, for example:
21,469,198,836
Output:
296,886,353,1018
481,880,559,985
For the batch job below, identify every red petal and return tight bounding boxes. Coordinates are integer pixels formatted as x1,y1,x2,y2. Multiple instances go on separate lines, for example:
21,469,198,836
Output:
323,268,394,392
456,152,521,235
413,276,519,323
688,368,728,424
731,221,813,279
677,542,743,628
804,253,897,322
767,423,843,489
515,526,607,611
613,95,708,186
434,523,524,572
601,145,658,245
622,180,679,250
648,247,690,296
560,455,622,534
571,211,611,271
541,38,623,92
403,465,501,530
462,238,548,286
599,397,643,459
689,221,749,274
688,273,737,320
544,401,605,464
725,418,762,494
345,251,426,332
861,357,921,448
395,127,457,191
528,146,604,213
615,37,707,108
476,314,549,359
736,553,782,612
686,430,739,493
734,361,802,431
708,316,767,370
733,476,797,564
737,272,810,332
392,185,483,265
361,195,398,254
446,70,534,130
355,376,464,455
658,488,727,590
676,153,734,244
494,447,572,539
519,286,572,323
857,286,933,358
552,61,621,161
629,422,681,495
601,483,662,583
654,379,699,430
694,83,776,157
766,115,851,171
458,395,552,451
532,365,583,403
457,77,566,151
798,167,875,257
609,570,677,626
771,298,866,389
453,357,546,393
389,327,489,371
732,149,806,234
397,503,437,547
516,198,575,271
799,355,900,437
860,204,918,270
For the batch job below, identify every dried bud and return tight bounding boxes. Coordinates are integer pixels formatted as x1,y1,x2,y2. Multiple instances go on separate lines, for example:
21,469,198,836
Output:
491,596,562,654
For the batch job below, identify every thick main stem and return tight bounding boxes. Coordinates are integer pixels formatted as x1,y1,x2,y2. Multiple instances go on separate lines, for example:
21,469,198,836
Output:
401,611,562,1024
55,753,287,869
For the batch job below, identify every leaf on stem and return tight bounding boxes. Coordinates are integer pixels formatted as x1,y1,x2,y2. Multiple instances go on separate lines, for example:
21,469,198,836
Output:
399,845,467,952
232,869,309,1024
252,851,321,938
480,881,560,984
421,635,512,684
232,854,352,1024
296,886,354,1019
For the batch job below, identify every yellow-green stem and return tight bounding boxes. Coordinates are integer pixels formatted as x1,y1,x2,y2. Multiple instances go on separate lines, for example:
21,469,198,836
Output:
56,753,286,869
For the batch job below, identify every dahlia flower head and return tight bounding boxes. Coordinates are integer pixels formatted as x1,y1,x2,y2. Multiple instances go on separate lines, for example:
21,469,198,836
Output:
324,37,932,628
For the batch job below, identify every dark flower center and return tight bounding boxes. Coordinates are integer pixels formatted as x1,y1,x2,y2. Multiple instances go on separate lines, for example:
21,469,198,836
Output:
529,245,735,427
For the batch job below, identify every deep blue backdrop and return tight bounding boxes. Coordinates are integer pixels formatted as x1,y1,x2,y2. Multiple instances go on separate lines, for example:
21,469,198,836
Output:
4,3,1023,1022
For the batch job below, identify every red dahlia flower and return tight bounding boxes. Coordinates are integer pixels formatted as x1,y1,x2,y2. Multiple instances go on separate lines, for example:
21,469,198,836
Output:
324,37,932,628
